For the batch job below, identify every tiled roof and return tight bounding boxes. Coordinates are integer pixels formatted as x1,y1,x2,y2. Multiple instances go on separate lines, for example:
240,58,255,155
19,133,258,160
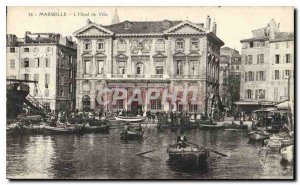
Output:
270,32,294,42
240,36,269,43
104,21,182,34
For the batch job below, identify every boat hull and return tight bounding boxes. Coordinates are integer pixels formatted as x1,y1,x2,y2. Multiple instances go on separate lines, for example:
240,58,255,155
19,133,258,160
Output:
199,124,224,130
248,131,270,141
116,116,146,122
167,145,209,168
120,130,143,140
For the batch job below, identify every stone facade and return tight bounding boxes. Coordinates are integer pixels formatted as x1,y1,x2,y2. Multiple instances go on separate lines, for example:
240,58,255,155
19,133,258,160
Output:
73,17,224,114
6,32,77,112
239,19,294,112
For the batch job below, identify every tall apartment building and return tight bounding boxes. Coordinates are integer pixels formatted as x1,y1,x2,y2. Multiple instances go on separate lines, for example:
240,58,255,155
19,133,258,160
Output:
73,16,224,114
237,19,294,113
6,32,77,112
219,47,241,109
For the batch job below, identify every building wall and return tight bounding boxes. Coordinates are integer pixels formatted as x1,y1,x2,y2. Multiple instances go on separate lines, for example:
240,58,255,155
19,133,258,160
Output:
269,40,294,103
240,41,270,102
6,46,20,79
75,24,222,113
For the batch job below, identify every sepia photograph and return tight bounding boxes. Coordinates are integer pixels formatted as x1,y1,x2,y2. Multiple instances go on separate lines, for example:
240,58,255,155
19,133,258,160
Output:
5,6,295,180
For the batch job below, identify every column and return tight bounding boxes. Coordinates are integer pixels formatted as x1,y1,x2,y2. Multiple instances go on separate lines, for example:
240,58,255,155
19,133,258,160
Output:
143,87,148,116
90,81,96,110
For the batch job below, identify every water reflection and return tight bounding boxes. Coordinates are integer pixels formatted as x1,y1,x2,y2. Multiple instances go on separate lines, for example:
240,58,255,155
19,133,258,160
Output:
6,127,293,179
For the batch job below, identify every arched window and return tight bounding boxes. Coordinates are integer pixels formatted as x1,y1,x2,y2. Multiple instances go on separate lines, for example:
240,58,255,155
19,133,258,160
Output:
155,39,165,52
176,38,185,51
136,63,144,75
246,90,252,99
117,39,126,52
97,40,105,51
82,95,91,110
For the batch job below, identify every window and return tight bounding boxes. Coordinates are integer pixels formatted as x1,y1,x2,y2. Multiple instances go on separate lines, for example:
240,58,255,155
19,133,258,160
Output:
34,47,39,53
117,40,126,52
155,39,165,52
286,42,290,48
45,58,50,67
248,55,253,64
97,60,104,74
177,103,183,112
82,95,91,110
97,40,105,51
261,42,265,47
118,61,125,74
248,71,254,81
249,42,253,48
176,39,184,50
44,102,50,112
245,55,248,64
275,43,279,49
286,54,291,63
84,40,91,51
190,38,199,50
150,100,162,110
189,104,198,113
45,74,50,84
34,86,38,96
275,55,280,64
24,48,29,52
246,90,252,99
176,60,184,75
231,66,234,70
285,70,290,77
113,99,124,109
259,71,265,81
34,74,39,82
69,83,73,93
84,60,91,74
10,59,15,69
275,70,279,80
236,66,239,70
10,47,15,53
223,71,227,76
23,74,29,80
23,58,29,68
258,89,265,99
136,63,144,74
189,60,198,75
257,54,264,64
155,61,164,74
35,58,40,67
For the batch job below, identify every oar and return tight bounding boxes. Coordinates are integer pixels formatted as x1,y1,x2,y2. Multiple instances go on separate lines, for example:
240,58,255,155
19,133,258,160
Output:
187,141,228,157
136,146,168,156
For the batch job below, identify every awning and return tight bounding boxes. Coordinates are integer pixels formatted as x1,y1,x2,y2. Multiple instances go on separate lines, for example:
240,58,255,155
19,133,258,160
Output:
275,100,291,110
253,107,277,113
234,101,259,105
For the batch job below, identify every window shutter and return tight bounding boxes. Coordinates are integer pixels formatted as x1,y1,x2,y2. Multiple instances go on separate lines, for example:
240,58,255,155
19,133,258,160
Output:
245,91,247,99
272,70,274,80
283,54,286,64
291,54,293,63
263,71,266,81
29,59,34,67
21,59,24,68
245,72,247,81
272,55,275,65
255,90,258,100
282,70,285,79
245,56,247,64
257,55,259,64
256,71,258,81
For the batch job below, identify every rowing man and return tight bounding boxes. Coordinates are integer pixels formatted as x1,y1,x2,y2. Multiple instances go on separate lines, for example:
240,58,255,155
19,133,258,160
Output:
177,130,188,148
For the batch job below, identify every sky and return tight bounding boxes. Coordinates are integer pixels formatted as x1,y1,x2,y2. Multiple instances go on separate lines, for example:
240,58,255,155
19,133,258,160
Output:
6,6,294,52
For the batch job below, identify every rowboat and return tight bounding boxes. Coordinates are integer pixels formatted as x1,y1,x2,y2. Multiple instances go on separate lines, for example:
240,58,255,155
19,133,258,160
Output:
120,126,143,140
224,123,248,130
248,130,270,141
116,116,146,122
281,145,293,163
167,144,209,168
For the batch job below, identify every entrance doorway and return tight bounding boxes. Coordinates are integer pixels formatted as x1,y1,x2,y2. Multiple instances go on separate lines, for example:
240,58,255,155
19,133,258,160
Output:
131,101,142,116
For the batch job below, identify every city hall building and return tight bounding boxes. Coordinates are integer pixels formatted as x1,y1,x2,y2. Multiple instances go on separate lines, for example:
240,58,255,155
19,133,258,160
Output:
73,16,224,114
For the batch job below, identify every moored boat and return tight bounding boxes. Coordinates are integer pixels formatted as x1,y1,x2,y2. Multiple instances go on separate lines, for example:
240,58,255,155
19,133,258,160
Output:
248,130,270,141
281,145,293,163
44,125,83,135
116,116,146,122
199,124,224,130
82,125,110,133
167,144,209,168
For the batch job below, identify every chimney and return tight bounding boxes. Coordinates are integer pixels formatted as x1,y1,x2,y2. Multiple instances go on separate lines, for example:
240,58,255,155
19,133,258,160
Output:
212,21,217,35
206,15,211,30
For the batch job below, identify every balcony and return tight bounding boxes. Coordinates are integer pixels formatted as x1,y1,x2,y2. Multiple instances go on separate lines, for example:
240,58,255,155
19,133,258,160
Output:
127,74,145,78
150,74,163,78
111,74,124,78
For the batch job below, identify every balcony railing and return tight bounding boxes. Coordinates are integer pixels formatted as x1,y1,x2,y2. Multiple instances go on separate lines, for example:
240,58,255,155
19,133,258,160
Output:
150,74,163,78
111,74,124,78
127,74,145,78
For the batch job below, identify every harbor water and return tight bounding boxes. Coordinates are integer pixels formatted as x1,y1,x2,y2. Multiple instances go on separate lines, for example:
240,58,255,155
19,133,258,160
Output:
6,126,293,179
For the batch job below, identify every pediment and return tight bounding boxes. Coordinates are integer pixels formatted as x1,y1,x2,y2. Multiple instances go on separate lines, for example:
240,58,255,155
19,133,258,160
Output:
73,23,114,37
95,52,107,58
164,21,207,35
116,53,128,60
187,52,201,57
153,52,167,58
173,52,186,57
